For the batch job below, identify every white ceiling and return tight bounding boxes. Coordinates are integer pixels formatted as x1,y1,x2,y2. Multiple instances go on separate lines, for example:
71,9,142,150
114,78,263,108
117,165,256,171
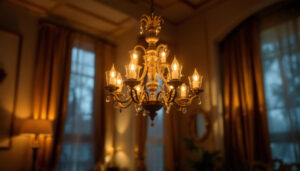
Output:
10,0,219,37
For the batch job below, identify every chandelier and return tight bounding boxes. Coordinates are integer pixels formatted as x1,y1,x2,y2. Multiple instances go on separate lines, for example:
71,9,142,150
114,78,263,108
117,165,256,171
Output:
105,3,204,126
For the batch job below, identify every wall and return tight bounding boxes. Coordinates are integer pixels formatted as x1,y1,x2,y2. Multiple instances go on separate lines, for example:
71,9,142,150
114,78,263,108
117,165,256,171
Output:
176,0,283,155
0,1,40,170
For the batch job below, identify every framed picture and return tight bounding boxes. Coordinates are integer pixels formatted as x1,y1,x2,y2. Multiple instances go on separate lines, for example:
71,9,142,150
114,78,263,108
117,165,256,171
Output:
0,28,22,149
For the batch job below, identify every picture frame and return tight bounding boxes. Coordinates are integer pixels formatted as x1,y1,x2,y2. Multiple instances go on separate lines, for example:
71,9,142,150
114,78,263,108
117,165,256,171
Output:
0,28,22,149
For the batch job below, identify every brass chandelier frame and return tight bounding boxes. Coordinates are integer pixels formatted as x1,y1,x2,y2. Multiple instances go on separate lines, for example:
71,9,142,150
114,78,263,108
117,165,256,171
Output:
105,12,203,126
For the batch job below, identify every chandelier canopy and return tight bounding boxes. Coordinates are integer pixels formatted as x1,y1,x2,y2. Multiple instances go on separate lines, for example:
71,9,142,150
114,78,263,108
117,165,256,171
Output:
105,11,204,126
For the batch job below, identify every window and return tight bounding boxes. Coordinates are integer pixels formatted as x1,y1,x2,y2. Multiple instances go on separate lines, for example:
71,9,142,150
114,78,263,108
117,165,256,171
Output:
146,79,164,171
260,16,300,163
57,47,96,170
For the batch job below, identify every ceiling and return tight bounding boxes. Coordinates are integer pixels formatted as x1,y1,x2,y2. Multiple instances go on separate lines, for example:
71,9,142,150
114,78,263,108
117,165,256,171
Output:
100,0,220,24
10,0,219,37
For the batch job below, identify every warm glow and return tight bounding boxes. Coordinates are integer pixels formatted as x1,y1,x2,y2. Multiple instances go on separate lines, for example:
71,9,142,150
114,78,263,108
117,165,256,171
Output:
110,65,116,78
117,79,122,85
192,69,200,81
173,63,178,71
136,86,141,93
180,83,187,98
104,12,204,121
181,85,186,91
171,57,179,70
193,75,198,81
130,63,135,71
133,53,137,59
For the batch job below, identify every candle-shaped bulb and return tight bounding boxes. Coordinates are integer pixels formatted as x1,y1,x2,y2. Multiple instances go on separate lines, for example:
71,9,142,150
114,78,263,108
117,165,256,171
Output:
133,53,138,59
189,68,202,89
116,73,123,92
136,85,141,95
106,64,117,86
193,69,199,81
110,65,116,78
131,51,138,64
180,83,187,98
170,57,181,79
161,50,167,63
130,63,135,71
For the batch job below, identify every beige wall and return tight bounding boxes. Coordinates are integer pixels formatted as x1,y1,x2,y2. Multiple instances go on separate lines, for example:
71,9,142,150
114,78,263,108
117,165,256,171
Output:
0,1,39,170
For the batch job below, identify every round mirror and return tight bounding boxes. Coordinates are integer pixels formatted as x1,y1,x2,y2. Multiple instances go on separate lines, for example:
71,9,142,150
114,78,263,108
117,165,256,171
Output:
196,114,206,137
188,109,210,142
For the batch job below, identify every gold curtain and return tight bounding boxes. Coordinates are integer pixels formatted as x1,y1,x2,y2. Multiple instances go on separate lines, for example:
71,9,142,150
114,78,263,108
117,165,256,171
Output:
94,40,114,166
33,23,73,170
164,110,181,171
135,114,148,171
222,20,271,165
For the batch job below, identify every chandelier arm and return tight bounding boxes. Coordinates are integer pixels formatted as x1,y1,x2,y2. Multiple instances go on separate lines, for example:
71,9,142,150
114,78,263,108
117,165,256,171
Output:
156,90,163,101
137,65,148,82
156,64,169,86
130,87,140,103
133,45,147,55
156,44,167,52
174,95,199,107
117,99,133,108
167,89,177,103
113,94,132,103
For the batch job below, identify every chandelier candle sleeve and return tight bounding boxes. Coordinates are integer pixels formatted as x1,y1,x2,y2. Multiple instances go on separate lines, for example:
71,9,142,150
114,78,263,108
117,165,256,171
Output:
106,65,117,86
170,57,181,79
189,69,202,89
160,50,167,63
131,51,138,64
180,83,188,98
116,73,123,93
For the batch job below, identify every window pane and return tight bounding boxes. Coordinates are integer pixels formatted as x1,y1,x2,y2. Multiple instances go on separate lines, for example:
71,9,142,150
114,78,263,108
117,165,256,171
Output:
261,15,300,163
57,47,96,170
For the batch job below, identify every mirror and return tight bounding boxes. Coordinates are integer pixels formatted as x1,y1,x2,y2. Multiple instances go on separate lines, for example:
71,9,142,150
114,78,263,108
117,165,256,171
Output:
188,109,210,142
196,114,206,137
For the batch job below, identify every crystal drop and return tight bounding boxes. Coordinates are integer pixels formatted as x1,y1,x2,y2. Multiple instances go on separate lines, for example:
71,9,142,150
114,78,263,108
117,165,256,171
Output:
120,109,122,113
151,121,154,127
142,112,147,117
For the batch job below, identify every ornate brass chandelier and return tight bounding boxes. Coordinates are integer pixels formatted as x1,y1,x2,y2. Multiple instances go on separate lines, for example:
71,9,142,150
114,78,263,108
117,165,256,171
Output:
105,1,204,126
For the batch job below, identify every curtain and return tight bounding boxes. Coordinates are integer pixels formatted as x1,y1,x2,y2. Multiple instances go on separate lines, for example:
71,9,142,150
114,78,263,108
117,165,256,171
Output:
259,3,300,163
164,110,181,171
221,20,271,166
94,41,114,167
33,23,72,170
33,23,113,170
135,114,148,171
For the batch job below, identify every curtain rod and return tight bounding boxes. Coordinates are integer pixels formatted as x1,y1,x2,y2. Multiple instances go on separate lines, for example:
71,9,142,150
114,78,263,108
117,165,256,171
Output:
39,19,116,47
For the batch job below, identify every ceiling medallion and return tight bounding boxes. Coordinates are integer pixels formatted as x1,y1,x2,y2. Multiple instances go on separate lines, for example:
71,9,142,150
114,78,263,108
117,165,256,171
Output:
105,5,204,126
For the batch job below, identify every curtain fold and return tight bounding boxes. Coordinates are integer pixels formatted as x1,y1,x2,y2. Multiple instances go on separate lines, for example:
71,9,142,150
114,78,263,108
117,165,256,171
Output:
33,23,72,170
135,114,148,171
164,110,181,171
94,41,114,167
222,20,271,166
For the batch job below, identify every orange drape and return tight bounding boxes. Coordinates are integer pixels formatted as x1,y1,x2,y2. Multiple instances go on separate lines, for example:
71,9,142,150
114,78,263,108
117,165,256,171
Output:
222,20,271,166
33,23,72,170
135,114,148,171
94,41,114,166
164,110,181,171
